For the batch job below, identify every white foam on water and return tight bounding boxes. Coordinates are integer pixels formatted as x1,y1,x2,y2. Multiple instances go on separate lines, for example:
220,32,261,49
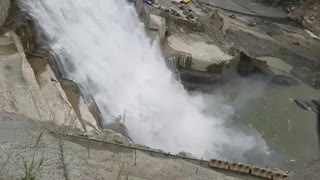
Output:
19,0,269,161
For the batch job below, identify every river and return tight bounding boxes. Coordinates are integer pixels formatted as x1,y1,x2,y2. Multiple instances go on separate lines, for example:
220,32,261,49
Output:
214,57,319,171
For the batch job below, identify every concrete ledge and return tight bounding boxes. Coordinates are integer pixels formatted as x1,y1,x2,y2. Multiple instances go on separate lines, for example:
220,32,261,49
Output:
251,167,272,179
229,162,251,173
209,159,289,180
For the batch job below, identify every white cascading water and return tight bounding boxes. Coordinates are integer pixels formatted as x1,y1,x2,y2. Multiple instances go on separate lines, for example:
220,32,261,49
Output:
19,0,269,161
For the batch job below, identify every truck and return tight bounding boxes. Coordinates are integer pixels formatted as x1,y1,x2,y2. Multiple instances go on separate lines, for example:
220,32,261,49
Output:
181,0,192,4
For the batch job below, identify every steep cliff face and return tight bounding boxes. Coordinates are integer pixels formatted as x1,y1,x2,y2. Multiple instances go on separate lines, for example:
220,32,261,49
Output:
0,31,99,131
0,1,100,132
0,0,10,27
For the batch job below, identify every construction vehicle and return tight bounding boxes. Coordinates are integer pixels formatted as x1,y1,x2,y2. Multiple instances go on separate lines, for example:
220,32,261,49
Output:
181,0,192,4
145,0,161,7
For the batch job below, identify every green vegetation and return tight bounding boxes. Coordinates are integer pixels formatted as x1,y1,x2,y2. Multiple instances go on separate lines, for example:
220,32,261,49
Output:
20,132,45,180
0,132,45,180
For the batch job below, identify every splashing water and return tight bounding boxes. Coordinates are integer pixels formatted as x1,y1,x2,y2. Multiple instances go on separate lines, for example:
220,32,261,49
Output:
19,0,269,160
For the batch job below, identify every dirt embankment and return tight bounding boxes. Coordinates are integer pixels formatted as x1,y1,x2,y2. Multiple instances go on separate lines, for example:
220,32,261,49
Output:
288,0,320,35
256,0,320,35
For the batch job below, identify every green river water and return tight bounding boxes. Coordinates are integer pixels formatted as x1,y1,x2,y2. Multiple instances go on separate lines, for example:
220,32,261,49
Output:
219,57,319,171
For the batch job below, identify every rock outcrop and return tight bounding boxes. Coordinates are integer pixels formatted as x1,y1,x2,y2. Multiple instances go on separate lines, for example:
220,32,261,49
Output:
0,31,98,131
293,99,320,114
177,151,197,159
148,14,167,40
167,33,232,72
60,79,104,128
81,128,132,145
134,0,150,24
0,1,101,132
236,52,272,76
292,66,320,89
59,79,100,131
271,75,300,86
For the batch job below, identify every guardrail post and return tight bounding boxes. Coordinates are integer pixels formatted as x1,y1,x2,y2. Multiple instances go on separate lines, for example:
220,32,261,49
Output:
135,150,137,166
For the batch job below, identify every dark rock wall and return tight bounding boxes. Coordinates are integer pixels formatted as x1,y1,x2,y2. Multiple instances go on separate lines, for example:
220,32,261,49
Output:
0,0,10,27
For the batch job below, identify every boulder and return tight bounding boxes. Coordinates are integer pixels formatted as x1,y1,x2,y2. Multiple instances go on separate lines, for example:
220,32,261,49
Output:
291,67,311,80
271,75,300,86
179,69,221,85
294,99,319,114
148,14,166,40
237,52,272,76
79,88,104,128
291,67,320,89
0,0,10,28
60,79,100,131
311,73,320,89
81,129,132,145
105,121,132,141
177,151,197,159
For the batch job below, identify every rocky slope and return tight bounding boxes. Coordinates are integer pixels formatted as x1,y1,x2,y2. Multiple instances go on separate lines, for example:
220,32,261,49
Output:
147,0,320,89
256,0,320,36
288,0,320,35
0,31,98,132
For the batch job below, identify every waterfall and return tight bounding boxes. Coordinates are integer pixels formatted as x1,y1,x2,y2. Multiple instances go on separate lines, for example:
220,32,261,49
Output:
19,0,269,161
